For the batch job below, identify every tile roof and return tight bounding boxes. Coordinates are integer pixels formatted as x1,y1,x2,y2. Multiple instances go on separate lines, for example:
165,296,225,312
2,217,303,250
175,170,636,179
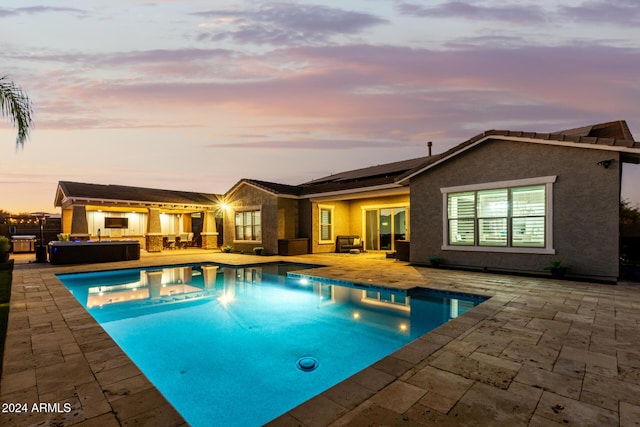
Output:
302,156,432,185
298,156,434,195
56,181,220,207
226,157,433,197
396,119,640,183
238,179,305,196
553,120,634,140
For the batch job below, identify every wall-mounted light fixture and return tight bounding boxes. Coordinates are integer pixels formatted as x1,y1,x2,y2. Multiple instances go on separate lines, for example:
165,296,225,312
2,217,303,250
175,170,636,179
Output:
597,159,615,169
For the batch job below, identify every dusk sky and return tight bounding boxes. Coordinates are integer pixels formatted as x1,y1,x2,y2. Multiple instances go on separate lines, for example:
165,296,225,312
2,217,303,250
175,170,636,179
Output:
2,0,640,213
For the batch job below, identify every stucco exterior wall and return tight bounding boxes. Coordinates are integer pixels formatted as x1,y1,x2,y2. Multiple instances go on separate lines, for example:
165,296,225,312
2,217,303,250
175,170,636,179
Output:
61,207,73,234
409,139,621,280
277,197,299,239
299,199,312,240
223,185,280,254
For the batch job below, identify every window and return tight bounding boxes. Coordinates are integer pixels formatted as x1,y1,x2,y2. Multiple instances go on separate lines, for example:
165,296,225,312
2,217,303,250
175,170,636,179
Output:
319,205,334,243
442,176,555,254
235,209,261,241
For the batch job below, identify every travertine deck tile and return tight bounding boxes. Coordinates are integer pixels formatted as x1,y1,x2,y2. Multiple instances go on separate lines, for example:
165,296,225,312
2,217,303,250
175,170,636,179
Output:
286,394,348,427
552,357,586,380
371,355,414,377
513,364,582,399
618,349,640,368
3,251,640,426
95,362,144,387
73,412,122,427
449,382,538,426
1,368,36,394
559,346,618,378
618,364,640,385
408,366,473,414
582,373,640,407
102,374,156,403
348,366,396,391
500,340,558,370
535,391,617,426
322,379,376,411
429,350,520,390
369,380,426,414
620,401,640,427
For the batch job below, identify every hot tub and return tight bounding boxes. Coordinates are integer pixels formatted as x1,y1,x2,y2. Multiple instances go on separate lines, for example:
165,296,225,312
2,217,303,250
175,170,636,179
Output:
48,240,140,265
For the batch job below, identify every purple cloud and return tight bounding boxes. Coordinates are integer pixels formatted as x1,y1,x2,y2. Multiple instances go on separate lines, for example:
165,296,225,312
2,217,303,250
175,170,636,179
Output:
205,137,409,151
396,1,547,24
15,41,640,150
560,0,640,25
0,6,86,18
9,48,233,66
99,48,234,65
193,2,388,45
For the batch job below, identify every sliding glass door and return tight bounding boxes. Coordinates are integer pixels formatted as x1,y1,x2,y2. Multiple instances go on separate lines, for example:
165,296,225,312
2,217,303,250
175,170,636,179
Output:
364,207,408,251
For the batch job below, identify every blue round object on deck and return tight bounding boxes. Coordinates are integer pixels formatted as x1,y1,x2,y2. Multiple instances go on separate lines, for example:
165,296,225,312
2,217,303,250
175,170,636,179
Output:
296,356,318,372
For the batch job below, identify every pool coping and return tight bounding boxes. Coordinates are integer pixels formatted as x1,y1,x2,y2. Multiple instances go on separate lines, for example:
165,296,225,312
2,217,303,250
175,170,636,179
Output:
2,251,640,426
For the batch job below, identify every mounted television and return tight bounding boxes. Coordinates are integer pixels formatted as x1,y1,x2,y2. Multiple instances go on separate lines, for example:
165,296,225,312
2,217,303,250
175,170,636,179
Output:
105,217,129,229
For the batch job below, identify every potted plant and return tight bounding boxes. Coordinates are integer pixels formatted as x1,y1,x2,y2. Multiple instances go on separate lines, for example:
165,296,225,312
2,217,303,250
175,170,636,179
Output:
222,245,233,253
0,236,10,264
429,256,442,268
545,259,568,279
253,247,264,256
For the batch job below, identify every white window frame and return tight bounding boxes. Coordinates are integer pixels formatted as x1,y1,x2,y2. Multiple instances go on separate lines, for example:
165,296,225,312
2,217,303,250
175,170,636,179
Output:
318,204,334,244
233,206,262,243
441,176,556,254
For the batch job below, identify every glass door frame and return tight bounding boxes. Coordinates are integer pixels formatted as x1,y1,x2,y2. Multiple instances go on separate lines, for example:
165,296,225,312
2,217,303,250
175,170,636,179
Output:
362,204,410,251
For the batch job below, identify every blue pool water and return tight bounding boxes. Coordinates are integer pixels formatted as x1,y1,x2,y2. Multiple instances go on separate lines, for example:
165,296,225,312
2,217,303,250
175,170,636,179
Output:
58,262,485,426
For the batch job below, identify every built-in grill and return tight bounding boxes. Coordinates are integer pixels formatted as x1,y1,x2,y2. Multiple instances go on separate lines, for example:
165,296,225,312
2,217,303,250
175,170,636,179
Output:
11,235,37,253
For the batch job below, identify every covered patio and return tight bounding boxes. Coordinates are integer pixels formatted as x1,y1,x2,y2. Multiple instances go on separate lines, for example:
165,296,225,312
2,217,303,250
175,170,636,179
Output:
54,181,223,251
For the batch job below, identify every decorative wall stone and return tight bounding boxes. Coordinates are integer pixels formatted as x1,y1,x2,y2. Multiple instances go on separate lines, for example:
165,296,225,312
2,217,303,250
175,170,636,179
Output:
201,233,219,250
70,205,90,240
146,234,163,252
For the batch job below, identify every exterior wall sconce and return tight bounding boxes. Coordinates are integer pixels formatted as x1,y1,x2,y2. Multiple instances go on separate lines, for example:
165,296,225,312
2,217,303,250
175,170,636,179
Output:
597,159,615,169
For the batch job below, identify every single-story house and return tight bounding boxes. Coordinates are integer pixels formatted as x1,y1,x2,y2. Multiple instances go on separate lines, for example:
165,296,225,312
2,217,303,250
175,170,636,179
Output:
221,120,639,281
54,181,222,251
52,120,639,281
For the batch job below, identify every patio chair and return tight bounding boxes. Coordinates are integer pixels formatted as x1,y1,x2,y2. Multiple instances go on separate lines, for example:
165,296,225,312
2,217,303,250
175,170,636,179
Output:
178,233,190,249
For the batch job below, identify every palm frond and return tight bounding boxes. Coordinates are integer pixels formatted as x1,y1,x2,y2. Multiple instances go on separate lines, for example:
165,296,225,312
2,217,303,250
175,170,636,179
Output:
0,75,34,146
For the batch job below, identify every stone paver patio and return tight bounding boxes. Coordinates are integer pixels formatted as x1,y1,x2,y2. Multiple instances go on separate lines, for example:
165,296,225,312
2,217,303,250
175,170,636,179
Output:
2,250,640,426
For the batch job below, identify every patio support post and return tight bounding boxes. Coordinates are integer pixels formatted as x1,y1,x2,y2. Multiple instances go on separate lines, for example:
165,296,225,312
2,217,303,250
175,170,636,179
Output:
201,209,219,250
70,205,90,241
146,208,163,252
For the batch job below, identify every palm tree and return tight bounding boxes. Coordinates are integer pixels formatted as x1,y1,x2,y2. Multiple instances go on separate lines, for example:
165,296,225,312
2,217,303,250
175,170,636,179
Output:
0,76,33,146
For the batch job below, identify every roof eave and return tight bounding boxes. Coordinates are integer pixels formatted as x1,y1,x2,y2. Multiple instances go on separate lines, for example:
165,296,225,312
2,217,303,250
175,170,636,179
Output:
303,183,408,202
57,194,217,211
397,134,640,184
225,179,302,200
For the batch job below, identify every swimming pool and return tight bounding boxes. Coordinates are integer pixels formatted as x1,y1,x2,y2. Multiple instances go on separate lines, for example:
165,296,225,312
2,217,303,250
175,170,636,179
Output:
58,262,485,426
